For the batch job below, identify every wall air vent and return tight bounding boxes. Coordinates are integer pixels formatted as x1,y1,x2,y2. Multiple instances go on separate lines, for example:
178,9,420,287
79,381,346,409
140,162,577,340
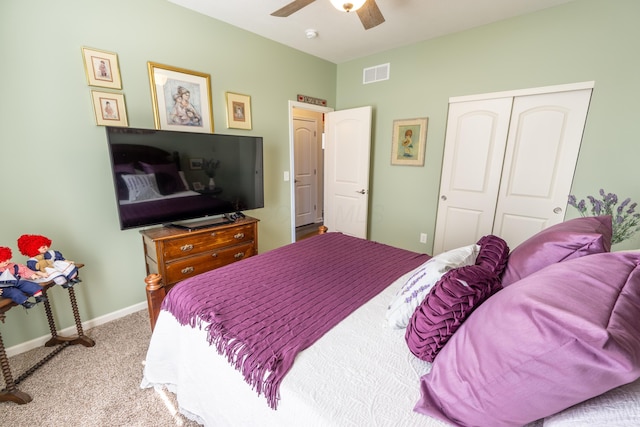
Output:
363,63,390,84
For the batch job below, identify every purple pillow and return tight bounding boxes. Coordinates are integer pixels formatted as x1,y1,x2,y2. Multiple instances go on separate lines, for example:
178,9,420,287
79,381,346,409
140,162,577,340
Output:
139,162,186,195
405,264,501,362
405,235,509,362
414,251,640,427
501,216,612,286
475,234,510,276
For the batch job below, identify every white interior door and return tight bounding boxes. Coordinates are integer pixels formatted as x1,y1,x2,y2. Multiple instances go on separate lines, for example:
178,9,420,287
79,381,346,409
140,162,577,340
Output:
433,98,513,254
293,117,318,227
434,83,593,253
493,89,592,247
324,106,372,238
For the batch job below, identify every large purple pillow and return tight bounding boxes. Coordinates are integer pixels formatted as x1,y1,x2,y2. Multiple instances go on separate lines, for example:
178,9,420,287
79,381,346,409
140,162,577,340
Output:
501,216,612,286
405,235,508,362
414,251,640,427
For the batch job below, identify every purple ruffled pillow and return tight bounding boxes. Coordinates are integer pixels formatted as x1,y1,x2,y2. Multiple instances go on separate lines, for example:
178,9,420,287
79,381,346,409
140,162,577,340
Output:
475,234,510,275
405,264,501,362
501,216,612,286
405,235,509,362
414,251,640,427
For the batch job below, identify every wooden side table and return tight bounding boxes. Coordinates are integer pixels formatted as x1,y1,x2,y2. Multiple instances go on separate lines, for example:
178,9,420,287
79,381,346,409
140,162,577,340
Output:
0,264,94,404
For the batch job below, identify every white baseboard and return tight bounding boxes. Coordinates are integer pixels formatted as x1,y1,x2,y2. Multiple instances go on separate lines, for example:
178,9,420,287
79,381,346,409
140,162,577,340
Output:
5,301,148,358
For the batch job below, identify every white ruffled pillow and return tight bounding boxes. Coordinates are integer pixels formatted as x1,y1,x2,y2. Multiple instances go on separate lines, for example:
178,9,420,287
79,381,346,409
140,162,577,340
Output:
385,244,480,329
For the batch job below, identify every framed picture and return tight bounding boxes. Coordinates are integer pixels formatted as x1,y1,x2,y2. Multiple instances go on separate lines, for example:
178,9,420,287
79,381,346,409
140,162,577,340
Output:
91,90,128,127
225,92,252,130
189,158,203,170
147,62,214,133
192,182,204,191
390,117,428,166
81,47,122,89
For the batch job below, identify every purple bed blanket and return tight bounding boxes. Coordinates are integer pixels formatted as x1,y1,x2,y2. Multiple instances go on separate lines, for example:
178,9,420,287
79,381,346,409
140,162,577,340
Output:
162,232,430,408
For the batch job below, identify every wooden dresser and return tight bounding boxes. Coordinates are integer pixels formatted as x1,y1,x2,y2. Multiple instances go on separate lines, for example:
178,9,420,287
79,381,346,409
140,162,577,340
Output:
140,216,259,296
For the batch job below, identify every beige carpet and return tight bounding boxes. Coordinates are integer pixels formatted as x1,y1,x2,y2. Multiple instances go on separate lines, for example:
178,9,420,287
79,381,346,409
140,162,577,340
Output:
1,309,201,427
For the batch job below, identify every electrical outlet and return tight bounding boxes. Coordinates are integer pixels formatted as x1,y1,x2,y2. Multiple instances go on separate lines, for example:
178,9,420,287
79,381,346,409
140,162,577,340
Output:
419,233,427,244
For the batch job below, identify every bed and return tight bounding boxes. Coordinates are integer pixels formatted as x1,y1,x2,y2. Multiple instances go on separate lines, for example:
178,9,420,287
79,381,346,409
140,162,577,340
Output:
141,216,640,427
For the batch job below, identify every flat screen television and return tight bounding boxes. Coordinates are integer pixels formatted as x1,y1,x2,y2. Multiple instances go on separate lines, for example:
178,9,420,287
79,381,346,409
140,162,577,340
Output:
105,126,264,230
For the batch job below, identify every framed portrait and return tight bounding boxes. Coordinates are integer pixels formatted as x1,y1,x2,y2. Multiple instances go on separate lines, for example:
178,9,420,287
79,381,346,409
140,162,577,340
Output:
390,117,428,166
147,62,214,133
225,92,252,130
82,47,122,89
189,158,203,170
91,90,128,127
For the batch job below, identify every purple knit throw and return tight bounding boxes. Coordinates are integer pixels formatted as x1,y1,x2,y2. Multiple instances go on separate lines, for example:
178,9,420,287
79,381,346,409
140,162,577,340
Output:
162,232,429,409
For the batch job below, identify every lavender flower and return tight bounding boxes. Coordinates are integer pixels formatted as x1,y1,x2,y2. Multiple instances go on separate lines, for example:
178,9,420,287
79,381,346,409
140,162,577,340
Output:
568,189,640,245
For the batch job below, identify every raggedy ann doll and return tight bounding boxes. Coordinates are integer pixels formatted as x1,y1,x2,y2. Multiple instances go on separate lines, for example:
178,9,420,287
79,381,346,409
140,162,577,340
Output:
17,234,80,288
0,246,48,309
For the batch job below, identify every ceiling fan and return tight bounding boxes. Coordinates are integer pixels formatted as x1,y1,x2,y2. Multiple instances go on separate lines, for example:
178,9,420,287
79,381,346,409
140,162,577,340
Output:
271,0,385,30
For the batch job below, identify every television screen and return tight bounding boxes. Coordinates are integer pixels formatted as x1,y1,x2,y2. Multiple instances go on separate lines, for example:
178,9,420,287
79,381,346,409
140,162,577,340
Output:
105,127,264,230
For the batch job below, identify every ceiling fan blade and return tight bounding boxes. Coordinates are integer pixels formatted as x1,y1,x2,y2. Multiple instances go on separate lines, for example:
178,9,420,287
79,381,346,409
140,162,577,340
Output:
356,0,385,30
271,0,316,17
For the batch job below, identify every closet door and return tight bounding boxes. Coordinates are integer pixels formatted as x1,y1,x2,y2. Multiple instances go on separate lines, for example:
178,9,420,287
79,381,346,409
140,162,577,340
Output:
492,89,592,248
433,98,513,254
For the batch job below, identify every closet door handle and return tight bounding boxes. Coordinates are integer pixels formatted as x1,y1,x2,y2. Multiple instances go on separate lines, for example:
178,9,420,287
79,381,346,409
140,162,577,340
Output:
553,207,563,214
441,195,447,201
356,189,366,194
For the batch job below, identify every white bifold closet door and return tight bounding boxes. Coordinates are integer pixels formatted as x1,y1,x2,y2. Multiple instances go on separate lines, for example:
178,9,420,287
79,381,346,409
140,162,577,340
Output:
434,85,592,254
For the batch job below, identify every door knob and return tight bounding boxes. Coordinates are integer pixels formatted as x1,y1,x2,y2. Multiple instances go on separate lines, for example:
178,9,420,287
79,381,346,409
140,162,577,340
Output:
356,189,366,194
440,195,447,201
553,207,562,214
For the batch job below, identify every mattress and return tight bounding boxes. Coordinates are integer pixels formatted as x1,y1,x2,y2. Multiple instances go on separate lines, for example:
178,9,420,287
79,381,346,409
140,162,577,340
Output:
141,275,450,426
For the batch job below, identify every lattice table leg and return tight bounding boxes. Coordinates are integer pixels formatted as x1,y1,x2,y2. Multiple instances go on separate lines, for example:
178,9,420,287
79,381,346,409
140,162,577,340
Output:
0,329,32,404
45,286,95,348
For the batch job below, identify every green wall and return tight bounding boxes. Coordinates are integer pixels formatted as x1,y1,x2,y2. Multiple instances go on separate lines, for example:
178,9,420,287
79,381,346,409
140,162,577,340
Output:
336,0,640,253
0,0,336,348
2,0,639,350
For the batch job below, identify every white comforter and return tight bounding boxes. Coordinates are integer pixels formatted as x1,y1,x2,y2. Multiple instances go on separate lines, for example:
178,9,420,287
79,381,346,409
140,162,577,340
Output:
141,279,448,427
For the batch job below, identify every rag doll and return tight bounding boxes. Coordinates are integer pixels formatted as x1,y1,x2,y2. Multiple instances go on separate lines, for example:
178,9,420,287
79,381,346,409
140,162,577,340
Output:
0,246,47,309
17,234,80,288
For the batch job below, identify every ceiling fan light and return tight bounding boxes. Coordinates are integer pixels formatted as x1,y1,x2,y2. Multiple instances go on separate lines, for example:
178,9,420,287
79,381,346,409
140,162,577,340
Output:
329,0,367,13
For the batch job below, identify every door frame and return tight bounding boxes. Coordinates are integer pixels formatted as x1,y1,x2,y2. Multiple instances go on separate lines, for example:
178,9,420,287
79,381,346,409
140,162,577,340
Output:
288,100,333,243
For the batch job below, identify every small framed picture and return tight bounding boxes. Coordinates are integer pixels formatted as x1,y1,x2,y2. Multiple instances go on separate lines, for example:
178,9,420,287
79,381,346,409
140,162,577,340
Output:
91,91,128,127
189,158,203,170
225,92,252,130
192,182,204,191
82,47,122,89
391,117,428,166
148,62,214,133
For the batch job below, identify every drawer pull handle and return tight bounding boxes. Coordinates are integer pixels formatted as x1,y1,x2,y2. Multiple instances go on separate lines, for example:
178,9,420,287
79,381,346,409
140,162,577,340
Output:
211,253,218,258
181,266,194,274
234,232,245,239
234,252,245,259
180,244,194,252
210,232,216,237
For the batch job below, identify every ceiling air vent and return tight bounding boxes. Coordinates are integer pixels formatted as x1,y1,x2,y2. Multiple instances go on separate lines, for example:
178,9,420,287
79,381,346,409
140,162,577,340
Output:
363,63,390,84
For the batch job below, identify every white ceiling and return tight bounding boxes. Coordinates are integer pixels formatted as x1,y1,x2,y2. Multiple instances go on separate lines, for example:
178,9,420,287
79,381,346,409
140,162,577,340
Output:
168,0,577,64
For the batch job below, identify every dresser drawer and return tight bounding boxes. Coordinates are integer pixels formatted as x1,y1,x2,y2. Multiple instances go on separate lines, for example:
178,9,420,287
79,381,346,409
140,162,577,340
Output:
162,224,256,260
164,242,256,285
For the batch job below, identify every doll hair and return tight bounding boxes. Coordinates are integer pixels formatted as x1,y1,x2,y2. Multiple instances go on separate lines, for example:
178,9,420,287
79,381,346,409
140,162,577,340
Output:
0,246,12,263
17,234,52,258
